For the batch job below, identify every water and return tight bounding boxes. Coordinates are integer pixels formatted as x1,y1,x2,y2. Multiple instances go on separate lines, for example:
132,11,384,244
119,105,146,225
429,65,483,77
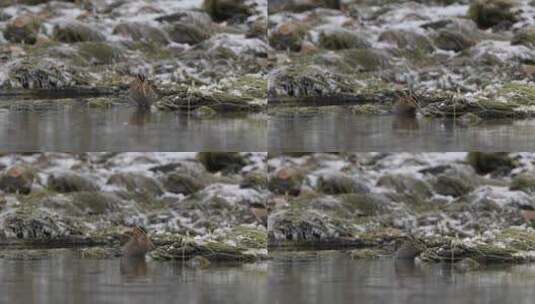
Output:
0,250,268,304
0,107,266,151
269,110,535,151
267,251,535,304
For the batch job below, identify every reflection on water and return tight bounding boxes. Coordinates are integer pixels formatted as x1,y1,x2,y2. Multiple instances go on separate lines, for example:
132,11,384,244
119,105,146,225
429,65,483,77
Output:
269,110,535,151
0,107,266,151
0,250,268,304
267,252,535,304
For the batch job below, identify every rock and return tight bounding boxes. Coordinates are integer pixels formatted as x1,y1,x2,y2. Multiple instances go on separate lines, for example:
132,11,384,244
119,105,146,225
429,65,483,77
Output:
0,209,79,240
349,248,381,259
318,28,371,50
468,0,519,29
341,48,391,72
395,239,426,259
432,174,474,197
339,193,390,216
512,26,535,48
377,174,433,199
113,22,169,45
53,21,105,43
187,255,211,268
202,0,251,22
466,152,516,175
268,167,303,196
163,172,205,195
378,29,434,53
317,173,370,194
4,15,41,44
240,171,267,190
165,16,213,45
268,65,354,98
107,173,164,197
434,29,476,52
269,21,309,52
1,58,91,89
197,152,246,173
77,42,125,65
0,165,35,194
268,0,340,13
192,106,217,117
510,173,535,194
69,192,122,215
454,257,481,272
456,113,482,126
48,172,99,193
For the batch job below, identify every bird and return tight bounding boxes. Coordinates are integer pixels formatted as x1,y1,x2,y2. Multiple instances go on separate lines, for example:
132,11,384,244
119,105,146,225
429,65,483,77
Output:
393,91,419,117
249,202,267,227
122,226,155,258
128,74,158,109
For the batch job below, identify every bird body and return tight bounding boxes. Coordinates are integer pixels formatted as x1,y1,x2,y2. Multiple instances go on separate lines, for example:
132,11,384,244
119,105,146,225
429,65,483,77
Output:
129,74,158,109
123,226,155,257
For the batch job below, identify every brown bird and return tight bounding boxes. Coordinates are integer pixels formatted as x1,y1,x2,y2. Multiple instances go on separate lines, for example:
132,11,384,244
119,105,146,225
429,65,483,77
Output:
393,91,419,117
249,203,267,227
123,226,155,258
129,74,158,109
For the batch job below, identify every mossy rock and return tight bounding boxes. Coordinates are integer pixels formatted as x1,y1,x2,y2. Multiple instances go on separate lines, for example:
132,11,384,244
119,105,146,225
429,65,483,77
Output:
48,173,99,193
268,0,340,13
317,173,370,195
269,21,309,52
240,171,267,190
163,172,205,195
377,174,433,200
69,191,122,215
53,21,105,43
338,193,389,217
468,0,519,29
107,173,164,197
512,27,535,48
454,257,481,272
434,29,476,52
378,29,434,53
432,174,474,197
202,0,251,22
165,19,213,45
197,152,246,174
113,22,169,45
319,28,371,50
4,15,41,44
510,173,535,194
77,42,125,65
0,165,36,194
466,152,517,175
341,48,391,72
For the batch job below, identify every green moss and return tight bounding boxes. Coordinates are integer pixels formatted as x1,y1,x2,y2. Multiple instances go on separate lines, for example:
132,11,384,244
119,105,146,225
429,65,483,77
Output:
466,152,516,175
319,29,370,50
510,173,535,194
512,27,535,47
225,226,267,249
53,22,105,43
341,48,391,72
499,83,535,106
497,229,535,251
77,42,124,65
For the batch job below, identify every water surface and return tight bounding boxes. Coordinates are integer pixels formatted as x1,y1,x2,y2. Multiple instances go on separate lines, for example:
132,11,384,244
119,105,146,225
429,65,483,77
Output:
0,250,267,304
268,252,535,304
0,107,266,151
269,110,535,151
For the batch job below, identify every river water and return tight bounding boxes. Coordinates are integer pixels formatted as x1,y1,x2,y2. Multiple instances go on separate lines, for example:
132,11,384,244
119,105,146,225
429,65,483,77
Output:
266,251,535,304
269,110,535,151
0,107,267,151
0,250,268,304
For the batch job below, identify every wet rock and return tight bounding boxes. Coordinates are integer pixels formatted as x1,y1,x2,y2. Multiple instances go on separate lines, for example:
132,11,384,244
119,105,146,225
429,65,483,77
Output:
69,192,122,215
187,255,211,268
378,29,434,53
77,42,125,65
454,257,481,272
202,0,252,22
197,152,246,174
107,173,164,197
268,167,303,196
0,209,80,240
434,29,476,52
4,15,41,44
163,172,205,195
395,238,426,259
269,21,309,52
420,242,520,263
317,173,370,194
377,174,433,200
1,58,91,89
339,193,390,216
466,152,516,175
191,106,217,117
113,22,169,45
318,28,371,50
53,21,105,43
468,0,519,29
512,26,535,48
0,165,36,194
48,172,99,193
510,173,535,194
